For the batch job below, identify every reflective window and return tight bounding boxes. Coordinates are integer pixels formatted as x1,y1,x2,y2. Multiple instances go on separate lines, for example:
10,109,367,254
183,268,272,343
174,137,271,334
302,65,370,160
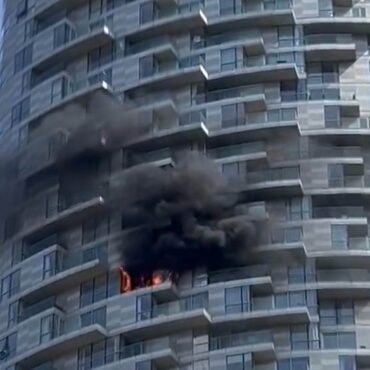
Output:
221,48,237,71
225,286,250,314
81,307,106,327
331,225,348,249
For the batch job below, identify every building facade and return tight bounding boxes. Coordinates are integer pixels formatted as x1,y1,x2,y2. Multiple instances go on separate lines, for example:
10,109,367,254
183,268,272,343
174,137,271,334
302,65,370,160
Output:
0,0,369,370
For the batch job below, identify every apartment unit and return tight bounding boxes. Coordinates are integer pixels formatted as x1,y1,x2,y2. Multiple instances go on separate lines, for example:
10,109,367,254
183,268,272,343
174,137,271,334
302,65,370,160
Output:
1,0,370,370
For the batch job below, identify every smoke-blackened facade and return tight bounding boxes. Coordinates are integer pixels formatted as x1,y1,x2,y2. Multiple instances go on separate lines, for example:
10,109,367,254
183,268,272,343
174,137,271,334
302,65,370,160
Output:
0,1,370,370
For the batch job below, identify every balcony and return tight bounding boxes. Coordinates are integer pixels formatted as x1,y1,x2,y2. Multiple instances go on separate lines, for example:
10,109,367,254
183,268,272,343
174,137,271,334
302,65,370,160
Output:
230,167,303,201
212,304,311,330
209,331,276,361
34,0,87,20
209,54,300,89
303,34,356,62
208,142,267,164
128,110,209,150
20,244,108,303
33,19,114,73
124,55,208,93
194,85,266,112
301,7,370,33
126,1,207,41
77,337,178,370
16,314,107,369
120,295,211,340
209,1,295,31
26,72,113,131
22,188,107,241
18,129,68,180
252,242,307,263
313,206,365,219
209,116,299,146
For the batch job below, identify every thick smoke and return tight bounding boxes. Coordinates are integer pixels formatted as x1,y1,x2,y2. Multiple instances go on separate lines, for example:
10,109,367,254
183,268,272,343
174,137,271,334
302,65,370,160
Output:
111,153,264,277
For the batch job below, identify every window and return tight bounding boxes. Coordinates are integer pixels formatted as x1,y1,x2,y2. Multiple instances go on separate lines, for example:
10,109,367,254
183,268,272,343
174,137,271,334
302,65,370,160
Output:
82,217,110,244
221,48,237,71
80,272,118,307
54,23,72,49
328,164,344,187
287,265,315,284
51,77,67,104
11,242,22,267
140,2,156,24
22,71,32,94
89,0,103,18
222,103,244,128
278,26,295,47
24,19,35,41
78,338,115,370
278,357,309,370
226,353,252,370
331,225,348,249
81,306,106,327
136,361,152,370
40,314,61,343
11,97,30,126
220,0,236,15
325,106,341,128
225,286,250,314
1,270,20,302
136,294,152,321
0,333,17,361
290,324,309,350
340,356,356,370
318,0,332,16
323,332,356,349
14,44,33,73
320,300,354,326
43,251,62,279
275,290,306,308
87,42,115,71
286,198,310,221
139,55,156,78
16,0,28,20
271,227,302,244
8,301,19,328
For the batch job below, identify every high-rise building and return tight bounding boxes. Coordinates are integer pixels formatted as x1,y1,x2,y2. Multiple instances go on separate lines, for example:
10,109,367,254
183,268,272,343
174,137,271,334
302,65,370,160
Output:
0,0,369,370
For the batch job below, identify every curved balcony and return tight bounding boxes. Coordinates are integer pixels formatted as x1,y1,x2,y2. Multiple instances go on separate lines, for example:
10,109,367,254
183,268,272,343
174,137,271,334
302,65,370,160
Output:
212,304,311,330
209,117,300,146
126,1,207,41
25,72,113,132
124,55,208,93
77,337,179,370
194,84,266,112
21,187,107,241
303,34,356,62
230,167,303,201
33,0,87,20
209,331,276,362
127,110,209,150
15,312,107,369
32,20,114,73
18,244,108,304
118,295,211,341
209,1,295,32
300,7,370,33
252,242,308,263
208,142,267,165
209,56,301,89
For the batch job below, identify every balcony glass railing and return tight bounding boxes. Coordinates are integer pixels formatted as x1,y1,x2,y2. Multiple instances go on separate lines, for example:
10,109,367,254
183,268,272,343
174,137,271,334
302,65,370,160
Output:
281,86,357,101
208,142,265,159
325,117,370,129
317,268,370,282
313,206,365,219
210,331,272,351
281,147,362,160
41,243,107,282
139,0,204,26
137,293,208,321
220,0,291,16
208,265,270,284
279,34,353,47
245,167,300,184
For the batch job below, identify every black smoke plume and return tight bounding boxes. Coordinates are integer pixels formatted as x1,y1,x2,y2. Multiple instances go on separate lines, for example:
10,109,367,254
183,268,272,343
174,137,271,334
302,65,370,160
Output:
111,153,265,278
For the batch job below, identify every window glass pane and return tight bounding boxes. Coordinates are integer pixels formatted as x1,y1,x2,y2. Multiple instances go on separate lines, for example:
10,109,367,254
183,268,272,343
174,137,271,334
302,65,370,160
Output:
221,48,236,71
323,333,337,349
93,307,106,326
139,55,154,78
340,356,356,370
226,354,244,370
290,291,305,307
140,2,154,24
339,333,356,349
331,225,347,249
275,293,288,308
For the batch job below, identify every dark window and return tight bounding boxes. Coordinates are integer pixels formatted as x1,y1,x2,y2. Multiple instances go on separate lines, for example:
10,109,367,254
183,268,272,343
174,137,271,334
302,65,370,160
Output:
1,270,20,302
226,353,252,370
53,24,72,49
40,314,60,343
221,103,244,127
14,44,33,74
24,19,35,41
275,291,308,309
87,43,115,72
325,106,341,128
225,286,250,314
43,251,62,279
81,306,106,327
78,338,115,370
340,356,357,370
22,71,32,94
16,0,28,20
221,48,237,71
331,225,348,249
82,217,110,244
278,358,309,370
7,301,19,328
136,361,152,370
290,324,309,350
320,300,354,325
0,332,17,361
51,77,67,104
328,164,344,187
11,97,30,126
136,294,153,321
139,55,155,78
323,332,356,349
220,0,236,15
140,2,156,24
89,0,103,18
